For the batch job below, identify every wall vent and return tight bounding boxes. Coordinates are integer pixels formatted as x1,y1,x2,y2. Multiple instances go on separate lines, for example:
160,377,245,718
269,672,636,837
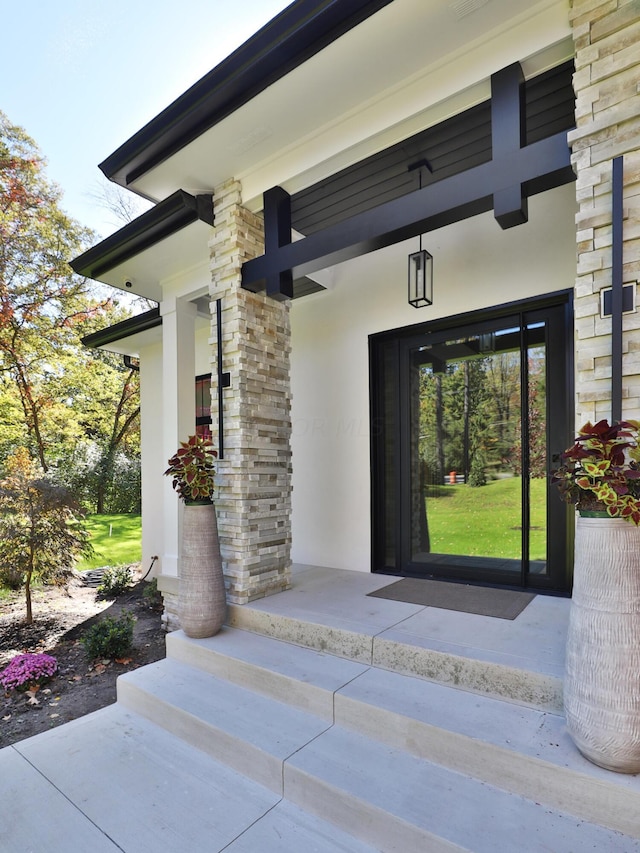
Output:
448,0,490,19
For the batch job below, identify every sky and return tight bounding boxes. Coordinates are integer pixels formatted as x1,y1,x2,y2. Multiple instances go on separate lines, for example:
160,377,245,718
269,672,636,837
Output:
1,0,290,239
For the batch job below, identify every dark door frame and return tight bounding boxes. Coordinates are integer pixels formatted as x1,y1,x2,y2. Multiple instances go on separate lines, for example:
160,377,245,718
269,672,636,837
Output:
369,290,574,594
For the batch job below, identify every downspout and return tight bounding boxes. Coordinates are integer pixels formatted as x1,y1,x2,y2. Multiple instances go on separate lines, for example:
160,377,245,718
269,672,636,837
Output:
123,355,140,372
611,156,623,423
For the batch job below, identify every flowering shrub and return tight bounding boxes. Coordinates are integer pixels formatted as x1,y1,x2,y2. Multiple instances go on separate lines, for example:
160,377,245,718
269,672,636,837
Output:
0,653,58,692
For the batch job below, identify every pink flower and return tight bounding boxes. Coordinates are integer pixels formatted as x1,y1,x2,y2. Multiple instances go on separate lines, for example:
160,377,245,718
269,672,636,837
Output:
0,653,58,692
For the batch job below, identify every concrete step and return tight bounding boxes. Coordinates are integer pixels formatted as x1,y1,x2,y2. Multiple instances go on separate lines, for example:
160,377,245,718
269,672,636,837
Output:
223,799,379,852
227,600,564,712
285,725,639,853
117,656,332,793
7,621,640,852
166,626,369,720
334,665,640,839
163,627,640,837
5,705,375,853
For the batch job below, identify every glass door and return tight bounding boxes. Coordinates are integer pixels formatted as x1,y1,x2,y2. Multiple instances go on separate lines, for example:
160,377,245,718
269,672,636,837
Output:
371,298,572,591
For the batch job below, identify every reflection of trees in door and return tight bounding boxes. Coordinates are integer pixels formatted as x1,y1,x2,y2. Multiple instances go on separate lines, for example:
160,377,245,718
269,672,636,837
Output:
372,299,571,591
417,349,523,491
411,328,548,567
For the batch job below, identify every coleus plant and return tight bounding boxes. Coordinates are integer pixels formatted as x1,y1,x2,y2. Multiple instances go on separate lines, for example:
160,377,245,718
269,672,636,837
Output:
164,435,217,503
553,419,640,524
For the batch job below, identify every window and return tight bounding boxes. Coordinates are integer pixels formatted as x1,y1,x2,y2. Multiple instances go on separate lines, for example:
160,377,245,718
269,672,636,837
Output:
195,374,212,439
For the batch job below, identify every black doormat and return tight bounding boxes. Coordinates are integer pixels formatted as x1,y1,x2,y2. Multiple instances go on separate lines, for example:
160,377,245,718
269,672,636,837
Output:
368,578,535,620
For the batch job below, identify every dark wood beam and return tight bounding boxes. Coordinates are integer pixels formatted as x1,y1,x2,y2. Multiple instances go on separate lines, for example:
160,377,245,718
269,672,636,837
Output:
242,132,573,292
264,186,294,300
491,63,528,229
242,63,575,297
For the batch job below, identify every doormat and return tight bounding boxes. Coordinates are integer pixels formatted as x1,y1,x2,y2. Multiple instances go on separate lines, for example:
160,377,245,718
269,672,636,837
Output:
368,578,535,620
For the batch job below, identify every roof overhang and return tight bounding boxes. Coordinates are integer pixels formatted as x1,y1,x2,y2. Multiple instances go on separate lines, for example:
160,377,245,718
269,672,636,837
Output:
70,190,213,301
97,0,572,210
99,0,393,191
81,308,163,357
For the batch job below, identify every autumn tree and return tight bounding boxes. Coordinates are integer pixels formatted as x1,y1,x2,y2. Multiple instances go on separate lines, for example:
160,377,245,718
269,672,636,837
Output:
0,111,99,467
0,448,91,624
0,112,141,511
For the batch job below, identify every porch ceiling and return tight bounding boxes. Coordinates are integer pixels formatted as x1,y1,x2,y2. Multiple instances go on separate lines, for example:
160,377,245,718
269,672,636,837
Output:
104,0,571,209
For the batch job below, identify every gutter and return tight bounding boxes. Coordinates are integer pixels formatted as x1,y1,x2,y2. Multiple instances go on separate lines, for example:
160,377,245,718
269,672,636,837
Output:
81,308,162,350
99,0,394,188
71,190,213,281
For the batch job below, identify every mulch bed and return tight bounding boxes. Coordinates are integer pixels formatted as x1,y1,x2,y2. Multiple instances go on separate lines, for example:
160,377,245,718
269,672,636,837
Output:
0,569,167,749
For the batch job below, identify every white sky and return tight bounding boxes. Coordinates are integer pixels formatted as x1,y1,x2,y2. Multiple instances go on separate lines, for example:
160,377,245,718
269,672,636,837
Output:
1,0,290,239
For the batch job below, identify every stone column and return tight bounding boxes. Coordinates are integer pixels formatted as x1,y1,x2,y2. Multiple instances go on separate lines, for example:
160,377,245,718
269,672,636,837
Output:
569,0,640,424
209,180,292,604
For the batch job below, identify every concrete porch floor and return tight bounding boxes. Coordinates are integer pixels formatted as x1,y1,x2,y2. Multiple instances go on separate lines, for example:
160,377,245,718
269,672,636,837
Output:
1,564,584,853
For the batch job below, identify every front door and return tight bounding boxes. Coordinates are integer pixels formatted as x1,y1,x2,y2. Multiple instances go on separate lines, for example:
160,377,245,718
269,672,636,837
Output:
371,295,572,592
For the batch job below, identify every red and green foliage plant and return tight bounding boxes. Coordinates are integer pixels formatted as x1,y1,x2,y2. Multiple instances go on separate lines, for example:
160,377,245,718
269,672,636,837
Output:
164,435,217,503
553,419,640,525
0,448,92,623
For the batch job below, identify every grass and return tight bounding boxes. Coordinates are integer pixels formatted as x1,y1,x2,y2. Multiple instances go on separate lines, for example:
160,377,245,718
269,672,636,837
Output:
76,514,142,570
425,477,547,560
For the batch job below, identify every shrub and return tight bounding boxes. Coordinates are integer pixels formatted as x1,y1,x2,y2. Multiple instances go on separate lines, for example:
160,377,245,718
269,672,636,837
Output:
468,454,487,487
142,578,163,610
98,565,134,596
0,653,58,692
82,611,135,660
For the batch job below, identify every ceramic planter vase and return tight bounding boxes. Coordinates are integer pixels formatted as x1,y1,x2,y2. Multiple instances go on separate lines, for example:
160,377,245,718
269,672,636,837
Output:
564,515,640,773
179,501,226,638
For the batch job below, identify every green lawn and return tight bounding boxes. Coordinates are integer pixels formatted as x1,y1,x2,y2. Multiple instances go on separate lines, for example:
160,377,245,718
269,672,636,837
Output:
77,513,142,570
425,477,547,560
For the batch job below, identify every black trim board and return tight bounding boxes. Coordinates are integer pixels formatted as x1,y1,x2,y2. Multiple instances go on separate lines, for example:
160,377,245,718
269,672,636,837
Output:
81,308,162,349
70,191,213,280
291,60,575,235
243,63,575,297
100,0,393,188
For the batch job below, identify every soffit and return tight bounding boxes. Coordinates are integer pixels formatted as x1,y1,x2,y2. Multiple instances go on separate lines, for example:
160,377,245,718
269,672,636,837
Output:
78,221,212,303
124,0,571,206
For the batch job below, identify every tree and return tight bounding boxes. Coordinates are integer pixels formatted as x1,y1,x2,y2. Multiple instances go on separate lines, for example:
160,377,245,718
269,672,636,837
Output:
0,111,103,470
0,448,91,624
0,112,141,511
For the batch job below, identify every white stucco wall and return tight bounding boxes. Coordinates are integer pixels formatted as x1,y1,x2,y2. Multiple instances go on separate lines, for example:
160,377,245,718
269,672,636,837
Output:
138,308,211,579
139,340,164,577
290,183,577,572
195,323,212,376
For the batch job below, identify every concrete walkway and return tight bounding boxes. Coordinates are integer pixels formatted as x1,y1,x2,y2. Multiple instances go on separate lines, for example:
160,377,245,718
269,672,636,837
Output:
6,565,638,852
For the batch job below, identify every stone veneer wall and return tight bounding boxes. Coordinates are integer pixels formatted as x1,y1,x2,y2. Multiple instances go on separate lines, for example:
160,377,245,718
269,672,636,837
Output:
208,180,292,604
570,0,640,424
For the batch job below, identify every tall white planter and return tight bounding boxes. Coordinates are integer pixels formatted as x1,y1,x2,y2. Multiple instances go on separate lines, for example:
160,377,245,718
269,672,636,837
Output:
179,502,226,638
564,515,640,773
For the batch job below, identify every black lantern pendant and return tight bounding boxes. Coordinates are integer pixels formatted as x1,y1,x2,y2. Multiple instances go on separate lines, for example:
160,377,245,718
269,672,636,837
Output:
408,242,433,308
